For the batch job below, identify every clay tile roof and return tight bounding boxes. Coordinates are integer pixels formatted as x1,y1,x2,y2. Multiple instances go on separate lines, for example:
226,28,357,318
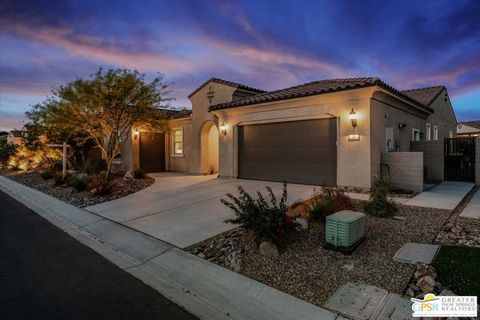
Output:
209,77,432,112
401,86,445,106
188,78,266,99
459,120,480,129
9,130,24,137
157,108,192,119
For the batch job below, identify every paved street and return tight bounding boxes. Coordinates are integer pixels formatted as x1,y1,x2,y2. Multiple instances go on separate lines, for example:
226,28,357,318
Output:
0,191,197,320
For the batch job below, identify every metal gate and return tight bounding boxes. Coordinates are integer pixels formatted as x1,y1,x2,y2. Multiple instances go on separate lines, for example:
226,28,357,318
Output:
444,137,476,182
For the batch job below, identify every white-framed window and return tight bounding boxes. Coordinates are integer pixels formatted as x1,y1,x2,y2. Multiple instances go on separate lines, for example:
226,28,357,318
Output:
426,123,431,141
172,128,183,155
412,128,420,141
433,125,439,140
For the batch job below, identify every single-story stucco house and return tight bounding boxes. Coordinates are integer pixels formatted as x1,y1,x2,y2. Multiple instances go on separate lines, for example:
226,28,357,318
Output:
119,77,457,190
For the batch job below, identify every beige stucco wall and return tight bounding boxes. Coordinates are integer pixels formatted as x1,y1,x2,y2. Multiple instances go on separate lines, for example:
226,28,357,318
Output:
211,87,375,188
188,82,237,174
7,135,23,145
167,118,193,173
370,90,429,185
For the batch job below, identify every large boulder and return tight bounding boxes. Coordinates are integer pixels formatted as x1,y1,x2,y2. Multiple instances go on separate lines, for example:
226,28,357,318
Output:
294,217,308,231
259,241,279,257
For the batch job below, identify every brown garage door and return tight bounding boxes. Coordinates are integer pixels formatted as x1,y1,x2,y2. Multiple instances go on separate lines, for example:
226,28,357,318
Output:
139,132,165,173
238,118,337,185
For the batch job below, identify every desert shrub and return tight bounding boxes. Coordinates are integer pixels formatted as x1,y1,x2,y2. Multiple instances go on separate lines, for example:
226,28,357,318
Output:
309,186,354,221
79,159,108,174
88,174,115,195
133,168,146,179
40,167,56,180
222,182,296,245
53,173,68,186
364,181,397,217
69,174,88,191
0,142,16,165
6,144,61,171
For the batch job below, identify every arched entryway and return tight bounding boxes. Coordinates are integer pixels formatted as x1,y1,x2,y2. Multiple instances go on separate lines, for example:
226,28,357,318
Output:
200,121,219,174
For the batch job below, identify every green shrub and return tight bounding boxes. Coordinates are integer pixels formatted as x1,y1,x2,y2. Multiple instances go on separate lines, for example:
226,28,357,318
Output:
222,182,296,245
40,167,56,180
364,181,397,217
80,159,107,174
133,168,146,179
309,186,354,221
69,174,88,191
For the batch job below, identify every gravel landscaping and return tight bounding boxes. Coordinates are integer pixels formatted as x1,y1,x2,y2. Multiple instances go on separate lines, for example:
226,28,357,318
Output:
186,200,450,307
3,171,154,208
435,186,480,248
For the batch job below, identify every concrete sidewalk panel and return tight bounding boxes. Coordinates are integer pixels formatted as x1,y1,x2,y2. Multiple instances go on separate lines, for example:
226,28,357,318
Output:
143,248,337,320
82,219,173,263
404,181,474,210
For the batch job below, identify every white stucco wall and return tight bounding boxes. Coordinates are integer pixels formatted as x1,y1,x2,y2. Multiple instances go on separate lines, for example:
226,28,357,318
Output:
211,88,375,188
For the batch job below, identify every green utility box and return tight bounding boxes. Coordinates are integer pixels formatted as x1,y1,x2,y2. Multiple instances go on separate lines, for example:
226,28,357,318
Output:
325,210,365,254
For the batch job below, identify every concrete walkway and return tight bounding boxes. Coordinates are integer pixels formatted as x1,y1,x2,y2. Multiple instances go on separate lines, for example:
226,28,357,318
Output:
85,173,315,248
0,176,339,320
460,188,480,219
404,181,474,211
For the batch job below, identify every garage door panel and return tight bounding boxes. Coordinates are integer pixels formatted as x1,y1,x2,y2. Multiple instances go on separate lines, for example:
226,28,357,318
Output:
238,119,337,185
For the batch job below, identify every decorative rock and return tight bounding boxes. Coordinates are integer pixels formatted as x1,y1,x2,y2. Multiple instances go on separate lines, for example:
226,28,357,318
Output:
341,263,354,271
417,275,436,293
259,241,279,257
123,171,134,180
405,288,415,297
415,264,437,280
440,289,456,296
197,252,206,259
294,217,308,231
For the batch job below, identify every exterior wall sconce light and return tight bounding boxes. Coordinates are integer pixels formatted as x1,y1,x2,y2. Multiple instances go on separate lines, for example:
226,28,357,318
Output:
220,122,227,136
133,129,140,139
348,108,360,141
349,108,357,128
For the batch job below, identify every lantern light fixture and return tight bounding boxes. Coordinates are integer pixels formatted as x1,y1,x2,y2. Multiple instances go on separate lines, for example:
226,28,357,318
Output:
349,108,357,128
220,122,227,136
133,129,140,139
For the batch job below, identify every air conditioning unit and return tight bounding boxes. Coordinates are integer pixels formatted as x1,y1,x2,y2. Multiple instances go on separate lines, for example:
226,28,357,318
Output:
325,210,365,254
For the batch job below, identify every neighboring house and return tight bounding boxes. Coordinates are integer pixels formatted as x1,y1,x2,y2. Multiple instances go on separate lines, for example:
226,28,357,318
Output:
6,130,25,145
457,120,480,137
0,131,8,143
121,77,457,189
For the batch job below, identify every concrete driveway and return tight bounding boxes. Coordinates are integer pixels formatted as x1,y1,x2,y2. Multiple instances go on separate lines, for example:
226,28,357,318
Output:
85,173,315,248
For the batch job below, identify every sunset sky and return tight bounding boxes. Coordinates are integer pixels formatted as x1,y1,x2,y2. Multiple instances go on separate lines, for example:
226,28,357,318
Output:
1,0,479,131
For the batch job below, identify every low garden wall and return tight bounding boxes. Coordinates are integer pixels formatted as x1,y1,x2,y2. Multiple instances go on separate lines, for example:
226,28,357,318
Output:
411,140,444,182
381,152,423,193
